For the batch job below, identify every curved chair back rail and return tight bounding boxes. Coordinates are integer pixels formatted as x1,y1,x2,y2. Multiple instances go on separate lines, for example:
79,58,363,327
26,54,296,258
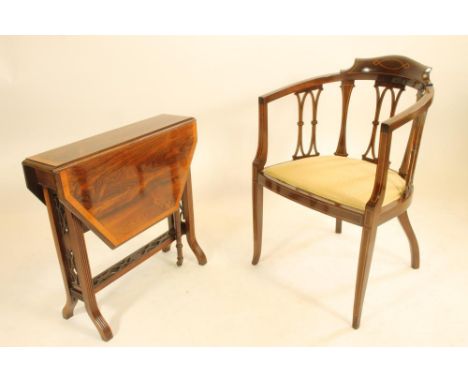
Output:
252,55,434,329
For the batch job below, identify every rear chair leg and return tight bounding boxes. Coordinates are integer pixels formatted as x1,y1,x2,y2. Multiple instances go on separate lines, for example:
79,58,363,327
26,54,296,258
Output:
398,211,420,269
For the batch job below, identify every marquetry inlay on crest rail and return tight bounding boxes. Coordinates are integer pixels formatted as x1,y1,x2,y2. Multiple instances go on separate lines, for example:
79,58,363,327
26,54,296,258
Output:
362,81,405,163
293,86,322,159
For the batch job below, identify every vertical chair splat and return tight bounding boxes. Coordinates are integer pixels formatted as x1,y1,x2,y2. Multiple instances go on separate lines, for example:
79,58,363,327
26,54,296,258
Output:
335,80,355,157
363,83,405,163
293,86,322,160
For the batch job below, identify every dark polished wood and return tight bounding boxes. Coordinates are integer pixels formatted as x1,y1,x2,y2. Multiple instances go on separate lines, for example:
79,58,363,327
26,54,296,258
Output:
335,79,354,157
25,114,196,248
335,218,342,234
181,170,208,265
398,211,420,269
252,56,434,329
23,114,207,340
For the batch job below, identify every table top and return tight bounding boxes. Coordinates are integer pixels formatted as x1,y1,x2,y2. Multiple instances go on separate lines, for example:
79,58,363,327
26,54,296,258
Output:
23,114,197,248
27,114,193,169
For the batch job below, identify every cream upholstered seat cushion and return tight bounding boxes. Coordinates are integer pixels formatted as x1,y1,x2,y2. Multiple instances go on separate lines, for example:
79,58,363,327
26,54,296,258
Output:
263,155,406,211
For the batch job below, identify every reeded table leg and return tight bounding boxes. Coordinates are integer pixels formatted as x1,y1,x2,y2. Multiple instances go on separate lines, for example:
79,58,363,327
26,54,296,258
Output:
181,169,207,266
44,188,78,319
65,209,113,341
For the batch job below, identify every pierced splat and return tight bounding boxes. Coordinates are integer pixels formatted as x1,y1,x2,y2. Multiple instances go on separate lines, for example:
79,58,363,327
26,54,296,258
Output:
362,82,405,163
335,80,355,157
293,86,322,159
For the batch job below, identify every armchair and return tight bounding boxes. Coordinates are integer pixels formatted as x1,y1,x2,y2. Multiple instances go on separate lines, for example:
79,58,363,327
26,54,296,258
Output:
252,55,434,329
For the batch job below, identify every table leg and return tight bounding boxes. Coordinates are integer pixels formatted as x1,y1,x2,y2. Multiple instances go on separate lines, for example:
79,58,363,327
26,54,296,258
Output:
64,208,113,341
162,215,173,253
43,188,78,319
181,169,207,265
173,209,184,266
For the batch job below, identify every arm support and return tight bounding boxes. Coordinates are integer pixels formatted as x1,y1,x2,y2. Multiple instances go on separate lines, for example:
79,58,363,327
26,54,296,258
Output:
253,98,269,171
382,86,433,131
366,86,434,210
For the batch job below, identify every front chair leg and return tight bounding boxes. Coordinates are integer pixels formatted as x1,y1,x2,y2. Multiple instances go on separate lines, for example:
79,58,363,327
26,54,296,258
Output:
352,224,378,329
398,211,420,269
252,180,264,265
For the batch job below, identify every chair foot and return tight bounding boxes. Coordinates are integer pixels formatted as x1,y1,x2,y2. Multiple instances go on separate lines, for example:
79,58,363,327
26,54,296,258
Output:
162,245,171,253
398,211,420,269
352,319,360,330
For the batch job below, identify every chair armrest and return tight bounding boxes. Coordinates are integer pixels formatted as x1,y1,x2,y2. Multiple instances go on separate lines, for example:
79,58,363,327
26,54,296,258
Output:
254,74,342,172
366,86,434,211
381,86,434,131
253,97,269,171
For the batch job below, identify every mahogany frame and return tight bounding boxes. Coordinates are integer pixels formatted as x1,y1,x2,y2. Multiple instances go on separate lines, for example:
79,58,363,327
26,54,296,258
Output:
252,56,434,329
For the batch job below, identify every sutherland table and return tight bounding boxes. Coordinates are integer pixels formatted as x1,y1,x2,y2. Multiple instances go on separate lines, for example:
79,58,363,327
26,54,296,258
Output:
22,114,207,341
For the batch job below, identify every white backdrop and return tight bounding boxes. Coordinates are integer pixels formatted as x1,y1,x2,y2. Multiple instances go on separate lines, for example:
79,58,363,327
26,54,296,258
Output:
1,36,468,345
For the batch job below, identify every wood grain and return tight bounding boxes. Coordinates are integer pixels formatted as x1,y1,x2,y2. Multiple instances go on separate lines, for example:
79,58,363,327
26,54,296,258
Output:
28,114,193,167
58,121,196,247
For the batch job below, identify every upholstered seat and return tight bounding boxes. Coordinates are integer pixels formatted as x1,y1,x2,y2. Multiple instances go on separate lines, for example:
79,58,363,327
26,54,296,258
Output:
263,155,406,211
